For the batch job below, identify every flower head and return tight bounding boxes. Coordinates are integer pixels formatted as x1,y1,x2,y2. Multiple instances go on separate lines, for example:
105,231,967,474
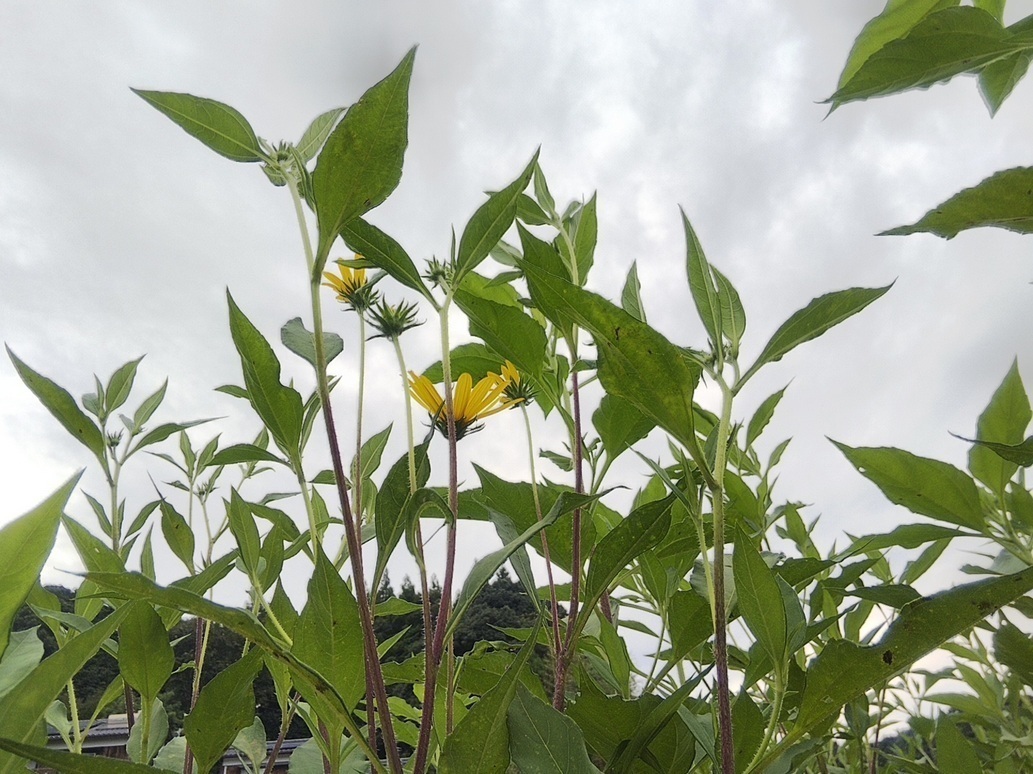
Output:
323,257,377,311
367,298,423,340
500,360,535,406
408,369,520,440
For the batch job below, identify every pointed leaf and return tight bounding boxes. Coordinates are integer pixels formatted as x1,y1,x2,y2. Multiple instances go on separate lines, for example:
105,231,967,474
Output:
227,489,261,576
6,348,104,459
683,210,722,348
313,48,415,269
507,685,601,773
0,475,78,657
0,739,158,774
340,217,431,300
620,261,646,323
970,359,1030,492
592,393,655,460
159,500,195,571
209,443,287,466
118,602,174,702
734,529,788,670
739,285,891,387
296,107,344,162
746,385,787,447
935,715,983,774
454,285,547,379
572,193,598,283
105,356,145,415
132,89,262,162
0,630,43,704
882,166,1033,239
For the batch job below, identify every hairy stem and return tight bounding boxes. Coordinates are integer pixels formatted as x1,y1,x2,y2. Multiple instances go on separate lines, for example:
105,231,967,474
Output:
711,374,735,773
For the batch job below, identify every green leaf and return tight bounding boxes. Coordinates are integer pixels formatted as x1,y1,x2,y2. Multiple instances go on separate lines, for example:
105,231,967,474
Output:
592,393,655,460
118,602,174,702
881,166,1033,238
281,317,344,367
746,385,787,447
739,285,892,387
969,359,1030,492
827,7,1022,109
6,348,105,460
609,675,703,773
131,379,167,431
842,523,970,557
126,697,168,765
846,584,922,608
517,258,701,449
227,292,303,457
683,209,722,348
835,0,958,89
0,630,43,704
131,89,262,162
227,488,261,577
507,685,601,773
159,499,195,572
734,529,788,671
766,565,1033,767
454,150,539,282
438,619,541,774
0,738,159,774
979,41,1032,116
620,261,646,323
732,689,766,772
313,48,415,270
446,492,604,642
105,356,144,415
0,475,78,657
184,649,263,774
423,343,502,384
209,443,286,466
936,715,983,774
127,418,213,457
0,608,128,774
340,217,431,300
833,442,984,530
296,107,344,162
582,496,674,625
230,717,267,773
994,623,1033,686
713,265,746,355
454,285,547,379
373,443,430,589
572,193,598,284
292,550,365,711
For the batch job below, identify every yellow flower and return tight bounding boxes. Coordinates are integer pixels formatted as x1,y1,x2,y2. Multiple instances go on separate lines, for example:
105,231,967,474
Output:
408,370,520,439
322,256,374,310
501,360,535,405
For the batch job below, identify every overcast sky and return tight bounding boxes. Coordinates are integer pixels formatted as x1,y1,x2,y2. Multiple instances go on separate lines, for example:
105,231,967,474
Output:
3,2,1033,602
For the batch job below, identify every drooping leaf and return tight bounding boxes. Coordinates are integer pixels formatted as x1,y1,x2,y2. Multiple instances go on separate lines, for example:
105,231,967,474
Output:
280,317,344,367
507,685,601,773
739,286,891,387
118,602,174,703
881,166,1033,238
0,475,79,657
340,217,431,300
517,257,701,449
312,48,415,270
6,348,105,461
454,150,539,282
292,550,365,711
827,7,1023,108
131,89,263,162
183,649,263,774
833,442,984,530
227,292,303,457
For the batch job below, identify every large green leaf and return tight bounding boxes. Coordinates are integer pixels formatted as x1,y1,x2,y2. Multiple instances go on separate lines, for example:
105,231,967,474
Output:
517,256,701,449
438,619,540,774
455,282,548,379
6,348,105,461
836,0,960,89
118,602,174,703
994,623,1033,686
592,393,655,460
935,715,983,774
827,7,1028,108
507,685,601,773
292,550,365,712
759,565,1033,768
340,217,431,300
0,474,79,657
833,442,985,531
131,89,262,162
969,359,1030,493
227,292,303,457
423,343,502,384
582,496,674,626
979,45,1033,115
734,530,788,673
738,285,891,388
0,607,128,774
841,523,971,558
183,649,263,774
312,48,415,270
0,630,43,704
454,151,539,282
880,166,1033,238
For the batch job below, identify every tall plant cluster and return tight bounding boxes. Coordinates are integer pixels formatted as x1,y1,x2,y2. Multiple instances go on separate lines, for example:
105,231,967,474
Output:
3,3,1033,772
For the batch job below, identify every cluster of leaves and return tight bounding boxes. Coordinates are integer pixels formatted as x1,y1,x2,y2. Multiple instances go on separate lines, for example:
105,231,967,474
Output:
2,3,1033,773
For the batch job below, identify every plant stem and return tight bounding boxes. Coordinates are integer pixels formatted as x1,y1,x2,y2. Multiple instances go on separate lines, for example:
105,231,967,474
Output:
711,374,735,773
746,672,785,773
523,405,562,656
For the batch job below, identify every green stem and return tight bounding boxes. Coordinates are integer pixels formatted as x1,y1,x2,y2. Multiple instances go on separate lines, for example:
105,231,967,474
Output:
523,406,562,656
353,315,367,523
745,672,785,773
67,678,82,753
711,374,735,773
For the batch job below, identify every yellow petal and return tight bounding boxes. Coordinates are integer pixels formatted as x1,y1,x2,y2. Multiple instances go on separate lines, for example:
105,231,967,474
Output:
453,373,473,422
